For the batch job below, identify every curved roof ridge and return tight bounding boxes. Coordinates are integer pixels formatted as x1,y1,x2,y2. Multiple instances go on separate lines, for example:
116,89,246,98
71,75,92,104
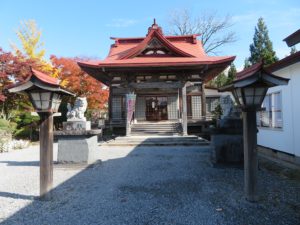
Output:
31,67,59,85
118,29,196,60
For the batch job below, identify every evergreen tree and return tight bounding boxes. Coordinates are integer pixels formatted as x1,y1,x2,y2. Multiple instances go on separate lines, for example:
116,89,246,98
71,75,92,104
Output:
244,58,251,70
290,46,297,55
206,78,216,87
215,72,227,87
248,17,279,67
226,64,237,84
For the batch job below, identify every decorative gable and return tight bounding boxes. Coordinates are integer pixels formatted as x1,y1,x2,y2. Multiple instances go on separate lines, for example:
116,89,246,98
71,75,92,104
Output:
136,38,178,57
118,20,196,60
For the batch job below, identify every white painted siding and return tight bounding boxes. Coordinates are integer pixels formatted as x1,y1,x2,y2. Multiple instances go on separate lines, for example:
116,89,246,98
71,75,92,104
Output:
257,62,300,157
205,88,233,98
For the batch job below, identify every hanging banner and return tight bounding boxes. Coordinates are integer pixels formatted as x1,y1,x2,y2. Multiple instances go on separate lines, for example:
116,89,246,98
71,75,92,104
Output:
126,94,136,122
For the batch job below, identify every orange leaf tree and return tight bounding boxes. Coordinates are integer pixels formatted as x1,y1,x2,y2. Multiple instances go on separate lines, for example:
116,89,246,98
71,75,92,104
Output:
50,55,109,111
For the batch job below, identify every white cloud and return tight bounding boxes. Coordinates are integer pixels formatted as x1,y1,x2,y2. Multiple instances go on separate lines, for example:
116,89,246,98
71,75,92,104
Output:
106,19,137,27
276,48,291,59
223,65,244,76
232,14,257,22
292,8,300,12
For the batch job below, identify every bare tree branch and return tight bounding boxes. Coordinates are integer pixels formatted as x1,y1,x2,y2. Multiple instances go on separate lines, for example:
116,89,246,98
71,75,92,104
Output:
164,6,239,55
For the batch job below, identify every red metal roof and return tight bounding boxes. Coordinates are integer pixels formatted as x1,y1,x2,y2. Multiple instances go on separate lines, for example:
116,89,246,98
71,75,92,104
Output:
31,68,59,85
78,24,235,69
235,60,289,83
8,67,59,89
283,29,300,41
118,28,197,59
266,50,300,72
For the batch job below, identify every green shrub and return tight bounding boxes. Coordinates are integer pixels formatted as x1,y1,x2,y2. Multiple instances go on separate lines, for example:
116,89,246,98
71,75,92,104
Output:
103,128,113,135
0,119,10,131
210,102,223,127
11,112,39,129
9,122,18,133
13,128,39,140
14,128,33,137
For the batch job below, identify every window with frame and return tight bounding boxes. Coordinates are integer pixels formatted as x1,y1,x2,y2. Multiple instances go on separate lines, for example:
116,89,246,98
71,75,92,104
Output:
186,95,202,119
112,96,126,119
206,98,219,116
257,92,282,129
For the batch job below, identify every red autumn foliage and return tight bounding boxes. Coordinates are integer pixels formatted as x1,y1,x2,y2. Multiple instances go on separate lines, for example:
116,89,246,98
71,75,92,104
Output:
0,47,42,120
50,55,109,110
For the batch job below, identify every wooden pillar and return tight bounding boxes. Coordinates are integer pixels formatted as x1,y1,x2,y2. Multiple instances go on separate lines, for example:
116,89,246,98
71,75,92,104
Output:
108,83,112,120
38,112,53,201
182,84,188,136
243,109,259,202
125,88,130,137
201,82,206,119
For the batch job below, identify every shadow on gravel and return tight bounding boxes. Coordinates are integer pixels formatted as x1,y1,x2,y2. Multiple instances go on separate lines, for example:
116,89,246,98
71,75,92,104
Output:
0,192,38,200
2,138,300,225
1,161,39,166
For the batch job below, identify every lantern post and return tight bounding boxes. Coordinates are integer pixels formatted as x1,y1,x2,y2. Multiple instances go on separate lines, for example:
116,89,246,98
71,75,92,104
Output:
218,60,289,201
9,67,75,201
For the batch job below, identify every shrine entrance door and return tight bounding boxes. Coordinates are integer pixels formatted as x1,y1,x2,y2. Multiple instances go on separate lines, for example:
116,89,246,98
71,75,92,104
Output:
146,96,168,121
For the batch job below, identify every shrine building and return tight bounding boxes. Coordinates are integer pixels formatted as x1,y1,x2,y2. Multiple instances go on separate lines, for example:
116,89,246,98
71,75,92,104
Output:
78,20,235,136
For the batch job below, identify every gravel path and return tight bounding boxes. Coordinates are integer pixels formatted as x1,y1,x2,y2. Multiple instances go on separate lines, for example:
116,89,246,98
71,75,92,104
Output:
0,144,300,225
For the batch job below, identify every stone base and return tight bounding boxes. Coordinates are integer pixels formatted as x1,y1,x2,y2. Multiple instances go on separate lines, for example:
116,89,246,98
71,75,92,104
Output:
67,118,86,121
210,134,244,164
63,121,91,131
54,160,101,170
219,118,243,128
57,135,98,164
221,115,240,120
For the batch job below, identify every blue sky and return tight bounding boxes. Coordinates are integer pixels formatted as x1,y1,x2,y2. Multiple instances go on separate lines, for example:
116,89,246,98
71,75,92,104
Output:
0,0,299,70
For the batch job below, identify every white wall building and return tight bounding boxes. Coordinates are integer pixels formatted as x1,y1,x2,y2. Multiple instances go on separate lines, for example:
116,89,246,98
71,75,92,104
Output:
257,51,300,165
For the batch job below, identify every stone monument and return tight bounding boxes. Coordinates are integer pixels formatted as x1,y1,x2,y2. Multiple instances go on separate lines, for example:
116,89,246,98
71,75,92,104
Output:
54,97,101,165
206,95,244,168
63,97,90,130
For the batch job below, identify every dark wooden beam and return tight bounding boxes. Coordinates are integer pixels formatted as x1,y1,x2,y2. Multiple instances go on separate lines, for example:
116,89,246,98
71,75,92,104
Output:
108,83,112,119
243,109,259,202
182,85,188,136
125,88,130,137
201,82,206,119
119,81,194,89
38,112,53,201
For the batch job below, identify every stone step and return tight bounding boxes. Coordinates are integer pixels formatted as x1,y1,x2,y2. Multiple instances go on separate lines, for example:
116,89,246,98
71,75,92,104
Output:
114,136,199,140
131,129,182,132
100,142,210,147
131,132,182,135
130,123,183,136
100,136,210,147
111,138,205,143
131,127,181,129
109,140,207,144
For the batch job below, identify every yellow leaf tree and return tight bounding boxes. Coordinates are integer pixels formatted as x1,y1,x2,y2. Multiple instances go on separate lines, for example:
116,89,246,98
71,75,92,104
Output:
9,20,65,85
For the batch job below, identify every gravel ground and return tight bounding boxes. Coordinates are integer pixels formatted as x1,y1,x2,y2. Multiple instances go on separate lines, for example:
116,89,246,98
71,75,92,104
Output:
0,143,300,225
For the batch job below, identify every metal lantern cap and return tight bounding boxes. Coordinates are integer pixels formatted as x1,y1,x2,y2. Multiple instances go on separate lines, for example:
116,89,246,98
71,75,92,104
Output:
8,67,75,112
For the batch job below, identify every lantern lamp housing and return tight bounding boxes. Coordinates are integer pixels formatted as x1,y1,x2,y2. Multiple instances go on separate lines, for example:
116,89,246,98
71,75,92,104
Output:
28,91,63,112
